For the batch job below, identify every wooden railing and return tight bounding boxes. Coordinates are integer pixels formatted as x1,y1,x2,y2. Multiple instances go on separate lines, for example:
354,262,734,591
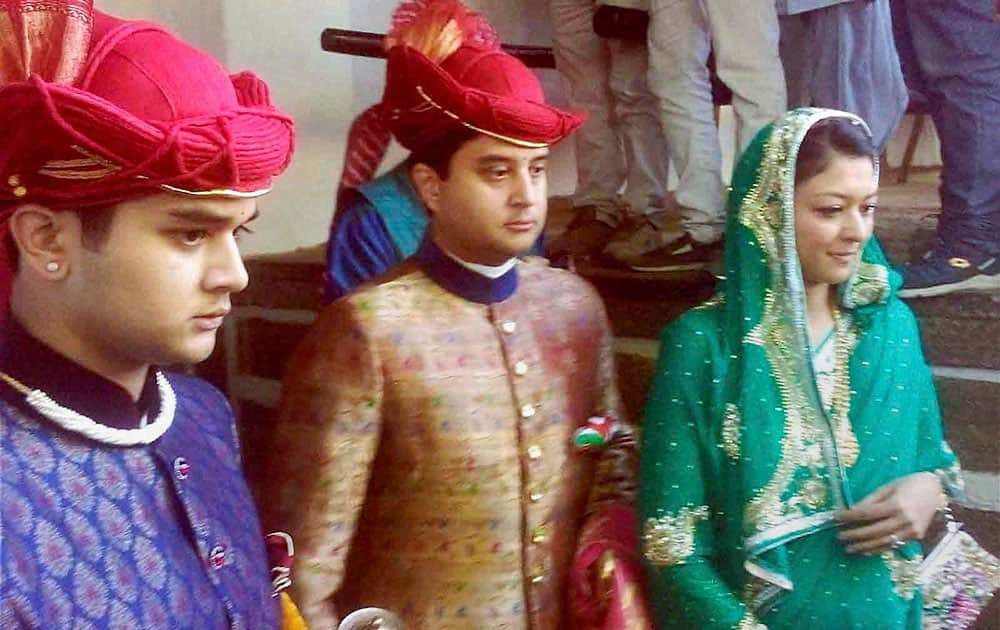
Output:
320,28,557,68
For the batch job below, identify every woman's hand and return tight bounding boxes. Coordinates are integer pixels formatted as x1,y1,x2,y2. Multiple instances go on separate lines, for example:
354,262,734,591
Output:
835,472,944,554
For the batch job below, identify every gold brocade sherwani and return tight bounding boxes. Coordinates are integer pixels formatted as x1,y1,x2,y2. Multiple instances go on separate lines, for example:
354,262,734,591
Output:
264,256,637,630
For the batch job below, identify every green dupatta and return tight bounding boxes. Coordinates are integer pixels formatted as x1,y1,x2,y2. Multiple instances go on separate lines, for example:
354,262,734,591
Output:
638,109,962,629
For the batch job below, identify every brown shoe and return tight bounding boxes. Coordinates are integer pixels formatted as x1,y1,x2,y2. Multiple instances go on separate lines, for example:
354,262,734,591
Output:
546,207,616,266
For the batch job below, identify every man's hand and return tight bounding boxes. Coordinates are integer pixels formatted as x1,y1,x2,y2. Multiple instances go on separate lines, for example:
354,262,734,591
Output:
835,472,943,554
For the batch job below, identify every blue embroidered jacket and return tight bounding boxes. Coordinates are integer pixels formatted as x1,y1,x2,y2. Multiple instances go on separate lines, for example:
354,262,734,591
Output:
0,319,279,629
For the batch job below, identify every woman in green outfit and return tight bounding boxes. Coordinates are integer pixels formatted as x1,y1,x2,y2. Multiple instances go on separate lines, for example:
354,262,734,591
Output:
638,109,962,629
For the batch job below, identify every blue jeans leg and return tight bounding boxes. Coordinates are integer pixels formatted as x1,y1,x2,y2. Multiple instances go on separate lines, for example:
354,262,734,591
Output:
893,0,1000,256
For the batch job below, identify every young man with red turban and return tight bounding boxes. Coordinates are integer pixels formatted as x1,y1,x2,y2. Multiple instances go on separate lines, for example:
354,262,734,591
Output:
0,2,299,628
264,2,649,628
322,3,559,303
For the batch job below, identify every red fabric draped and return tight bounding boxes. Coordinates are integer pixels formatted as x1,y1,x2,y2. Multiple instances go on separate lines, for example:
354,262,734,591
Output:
572,502,654,629
0,0,94,86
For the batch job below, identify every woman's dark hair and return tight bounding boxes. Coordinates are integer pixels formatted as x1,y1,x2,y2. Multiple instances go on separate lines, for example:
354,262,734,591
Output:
795,117,877,185
407,126,480,180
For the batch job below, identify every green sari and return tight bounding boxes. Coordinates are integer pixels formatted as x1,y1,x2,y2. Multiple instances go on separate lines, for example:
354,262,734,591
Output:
638,109,962,629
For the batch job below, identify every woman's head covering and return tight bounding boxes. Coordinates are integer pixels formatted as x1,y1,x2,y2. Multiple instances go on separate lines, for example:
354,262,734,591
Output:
0,0,295,303
722,107,892,356
337,0,585,193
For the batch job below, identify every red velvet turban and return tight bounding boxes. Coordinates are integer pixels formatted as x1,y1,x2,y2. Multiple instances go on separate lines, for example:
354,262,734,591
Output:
0,0,295,305
337,0,585,192
0,3,295,210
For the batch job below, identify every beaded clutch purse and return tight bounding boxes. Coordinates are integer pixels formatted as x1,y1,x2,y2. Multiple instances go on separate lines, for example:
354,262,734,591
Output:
918,511,1000,629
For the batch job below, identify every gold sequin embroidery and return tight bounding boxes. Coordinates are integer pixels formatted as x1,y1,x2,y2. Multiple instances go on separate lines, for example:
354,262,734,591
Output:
737,112,863,534
743,323,765,347
643,505,710,567
722,403,742,461
696,293,725,310
883,551,923,601
846,261,890,308
737,610,767,630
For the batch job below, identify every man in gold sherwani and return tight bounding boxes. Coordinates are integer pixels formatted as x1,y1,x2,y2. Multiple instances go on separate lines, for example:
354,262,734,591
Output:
263,2,641,628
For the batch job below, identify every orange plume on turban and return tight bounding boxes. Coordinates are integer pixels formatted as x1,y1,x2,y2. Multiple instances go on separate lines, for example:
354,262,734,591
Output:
0,0,93,86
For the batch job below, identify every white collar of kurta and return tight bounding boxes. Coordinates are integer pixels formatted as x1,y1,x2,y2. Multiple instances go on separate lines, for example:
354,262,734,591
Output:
439,246,517,279
0,370,176,446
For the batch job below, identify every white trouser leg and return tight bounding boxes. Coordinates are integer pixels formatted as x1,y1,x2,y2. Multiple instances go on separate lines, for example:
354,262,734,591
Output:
648,0,785,242
647,0,723,242
704,0,787,153
607,37,671,218
550,0,624,226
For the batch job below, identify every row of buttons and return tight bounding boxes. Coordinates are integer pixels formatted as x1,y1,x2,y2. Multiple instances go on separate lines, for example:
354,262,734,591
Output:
173,457,228,571
503,319,528,376
502,319,547,586
504,319,544,475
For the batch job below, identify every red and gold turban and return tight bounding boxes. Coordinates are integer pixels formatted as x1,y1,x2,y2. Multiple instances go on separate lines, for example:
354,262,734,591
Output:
0,2,294,209
0,0,295,304
337,0,585,192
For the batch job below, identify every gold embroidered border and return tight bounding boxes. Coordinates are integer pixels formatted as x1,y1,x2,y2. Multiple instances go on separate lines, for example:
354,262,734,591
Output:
722,403,742,462
847,261,889,308
643,505,710,567
736,610,767,630
882,551,922,601
738,112,862,534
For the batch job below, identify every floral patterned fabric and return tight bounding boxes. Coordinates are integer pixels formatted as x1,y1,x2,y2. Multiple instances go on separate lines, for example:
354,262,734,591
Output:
0,373,279,629
263,255,637,629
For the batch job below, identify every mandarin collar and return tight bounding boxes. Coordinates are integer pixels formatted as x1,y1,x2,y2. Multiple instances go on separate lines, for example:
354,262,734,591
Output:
0,315,160,430
414,237,518,304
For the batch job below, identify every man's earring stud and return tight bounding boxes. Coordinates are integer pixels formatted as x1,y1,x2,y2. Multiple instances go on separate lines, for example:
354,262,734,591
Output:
45,261,60,273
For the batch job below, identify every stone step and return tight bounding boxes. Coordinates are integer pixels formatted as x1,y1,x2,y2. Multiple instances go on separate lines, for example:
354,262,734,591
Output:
935,378,1000,472
910,294,1000,370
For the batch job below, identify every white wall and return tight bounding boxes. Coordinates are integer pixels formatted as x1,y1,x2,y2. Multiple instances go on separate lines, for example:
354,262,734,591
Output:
220,0,353,255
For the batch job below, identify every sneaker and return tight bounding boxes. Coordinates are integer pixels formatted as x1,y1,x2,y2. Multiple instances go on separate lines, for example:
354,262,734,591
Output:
628,232,723,272
546,206,616,267
898,246,1000,298
604,218,685,264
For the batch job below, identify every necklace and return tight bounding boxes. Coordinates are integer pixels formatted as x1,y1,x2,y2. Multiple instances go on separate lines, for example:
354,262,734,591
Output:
0,370,176,446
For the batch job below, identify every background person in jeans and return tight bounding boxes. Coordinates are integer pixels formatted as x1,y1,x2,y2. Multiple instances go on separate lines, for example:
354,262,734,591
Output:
778,0,908,153
892,0,1000,298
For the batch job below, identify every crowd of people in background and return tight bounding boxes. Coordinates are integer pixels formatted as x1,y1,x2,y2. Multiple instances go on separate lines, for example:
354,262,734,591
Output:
549,0,1000,298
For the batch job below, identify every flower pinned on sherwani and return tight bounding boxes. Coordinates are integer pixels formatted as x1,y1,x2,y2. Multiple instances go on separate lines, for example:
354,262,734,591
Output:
574,415,620,452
